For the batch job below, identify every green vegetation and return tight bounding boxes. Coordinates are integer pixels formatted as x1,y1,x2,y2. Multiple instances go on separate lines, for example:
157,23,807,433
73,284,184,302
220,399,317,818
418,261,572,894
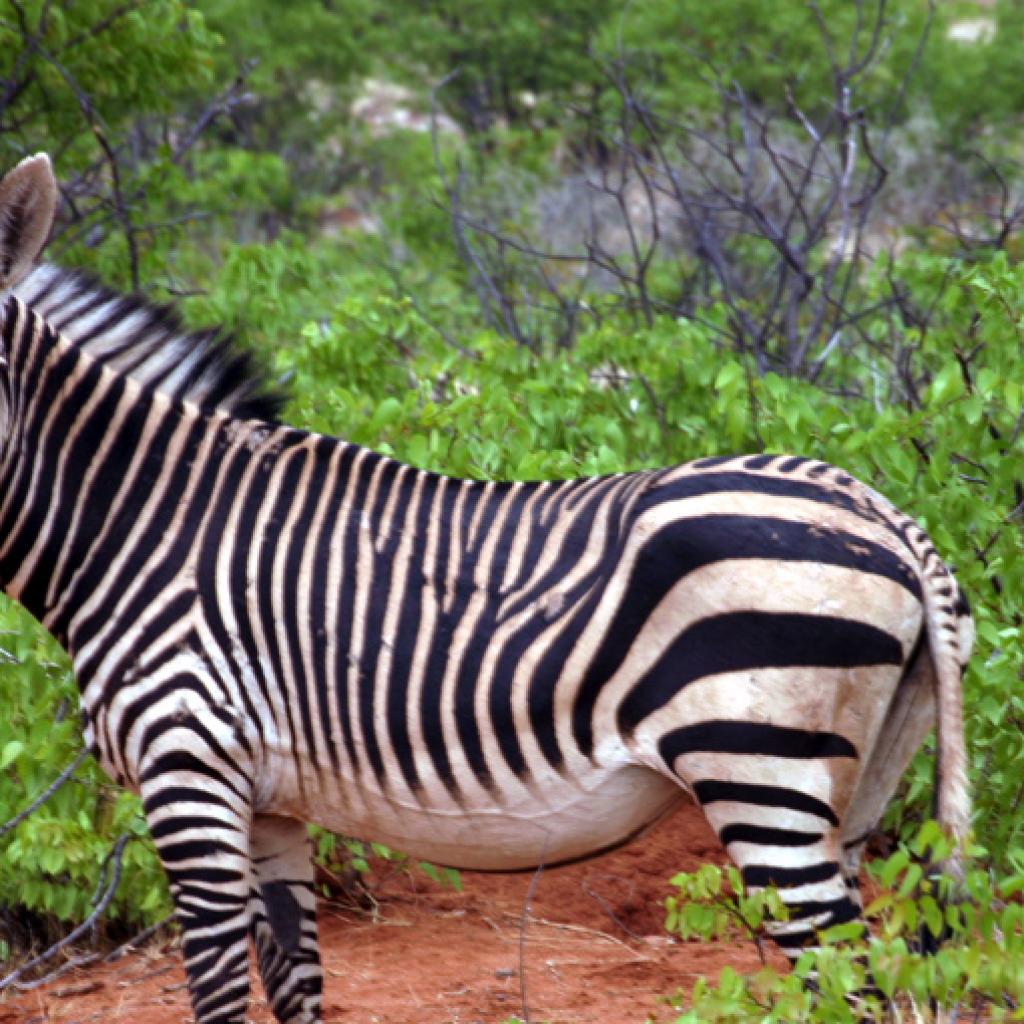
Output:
664,825,1024,1022
1,0,1024,1016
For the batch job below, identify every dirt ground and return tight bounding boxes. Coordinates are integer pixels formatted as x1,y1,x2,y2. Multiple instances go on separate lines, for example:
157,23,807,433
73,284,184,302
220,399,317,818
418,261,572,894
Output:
1,801,784,1024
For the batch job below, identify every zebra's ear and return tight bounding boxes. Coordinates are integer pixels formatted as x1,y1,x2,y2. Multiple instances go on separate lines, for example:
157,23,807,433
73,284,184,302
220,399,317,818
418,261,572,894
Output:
0,153,58,291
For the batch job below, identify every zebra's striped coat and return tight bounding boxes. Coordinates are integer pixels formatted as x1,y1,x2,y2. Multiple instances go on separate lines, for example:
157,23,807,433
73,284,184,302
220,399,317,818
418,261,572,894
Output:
0,154,972,1024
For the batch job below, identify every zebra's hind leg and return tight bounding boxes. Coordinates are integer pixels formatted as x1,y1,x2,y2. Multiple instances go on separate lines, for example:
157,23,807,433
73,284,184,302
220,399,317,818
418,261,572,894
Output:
840,646,939,945
693,781,863,962
250,815,323,1024
841,644,937,882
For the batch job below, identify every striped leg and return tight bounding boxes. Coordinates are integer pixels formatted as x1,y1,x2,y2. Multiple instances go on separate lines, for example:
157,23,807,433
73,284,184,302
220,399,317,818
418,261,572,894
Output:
137,703,256,1024
694,781,862,960
250,816,323,1024
141,781,254,1024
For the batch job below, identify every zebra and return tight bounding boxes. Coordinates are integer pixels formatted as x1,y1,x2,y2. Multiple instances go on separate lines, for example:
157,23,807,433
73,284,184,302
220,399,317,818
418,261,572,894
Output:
0,152,971,1024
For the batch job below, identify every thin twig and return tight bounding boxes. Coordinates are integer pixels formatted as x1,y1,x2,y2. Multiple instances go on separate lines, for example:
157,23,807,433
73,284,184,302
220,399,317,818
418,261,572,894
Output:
104,914,175,963
0,747,89,841
500,911,653,960
173,66,256,165
518,858,545,1024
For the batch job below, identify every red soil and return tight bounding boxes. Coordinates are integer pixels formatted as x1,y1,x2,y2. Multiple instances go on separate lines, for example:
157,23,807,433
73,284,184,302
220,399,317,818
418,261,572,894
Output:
1,801,782,1024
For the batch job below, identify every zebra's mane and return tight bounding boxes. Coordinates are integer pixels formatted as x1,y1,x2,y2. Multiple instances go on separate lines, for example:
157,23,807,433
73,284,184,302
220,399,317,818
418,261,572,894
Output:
13,264,283,422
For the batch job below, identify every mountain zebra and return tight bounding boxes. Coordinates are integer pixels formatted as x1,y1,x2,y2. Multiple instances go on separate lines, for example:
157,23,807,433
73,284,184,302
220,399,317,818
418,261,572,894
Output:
0,154,972,1024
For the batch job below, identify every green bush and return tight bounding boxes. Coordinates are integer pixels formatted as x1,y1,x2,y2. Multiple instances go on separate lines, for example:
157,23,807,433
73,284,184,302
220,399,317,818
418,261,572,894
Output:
0,604,168,932
593,1,940,119
0,1,219,160
375,0,616,130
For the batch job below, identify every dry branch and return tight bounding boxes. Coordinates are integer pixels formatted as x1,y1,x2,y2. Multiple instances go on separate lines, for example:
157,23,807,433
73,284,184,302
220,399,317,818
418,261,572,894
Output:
432,0,959,395
0,833,134,994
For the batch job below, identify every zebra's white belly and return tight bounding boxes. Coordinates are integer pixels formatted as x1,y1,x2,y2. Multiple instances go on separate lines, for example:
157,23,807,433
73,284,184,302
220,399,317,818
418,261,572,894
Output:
272,759,684,870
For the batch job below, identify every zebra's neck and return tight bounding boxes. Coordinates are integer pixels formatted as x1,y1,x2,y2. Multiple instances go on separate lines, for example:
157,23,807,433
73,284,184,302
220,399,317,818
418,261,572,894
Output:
11,264,281,421
0,297,206,646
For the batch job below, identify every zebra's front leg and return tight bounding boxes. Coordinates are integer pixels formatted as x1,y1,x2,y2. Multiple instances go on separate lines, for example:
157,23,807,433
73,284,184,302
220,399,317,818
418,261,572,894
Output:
250,815,323,1024
138,711,256,1024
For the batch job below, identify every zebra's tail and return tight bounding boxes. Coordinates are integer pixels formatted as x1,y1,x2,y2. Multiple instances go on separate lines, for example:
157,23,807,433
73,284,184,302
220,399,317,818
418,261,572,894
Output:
916,531,973,882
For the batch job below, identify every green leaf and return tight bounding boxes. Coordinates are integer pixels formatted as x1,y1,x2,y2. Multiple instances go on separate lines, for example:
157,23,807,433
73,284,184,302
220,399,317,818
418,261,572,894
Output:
0,740,24,770
929,362,965,405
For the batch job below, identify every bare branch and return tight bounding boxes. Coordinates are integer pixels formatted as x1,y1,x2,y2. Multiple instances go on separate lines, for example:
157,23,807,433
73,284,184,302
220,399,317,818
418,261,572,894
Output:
0,747,89,841
431,0,948,389
173,65,257,166
11,19,142,288
58,2,141,55
0,833,134,993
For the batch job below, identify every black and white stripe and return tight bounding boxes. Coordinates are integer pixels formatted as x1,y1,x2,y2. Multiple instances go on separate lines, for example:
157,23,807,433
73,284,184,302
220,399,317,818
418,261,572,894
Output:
0,154,972,1024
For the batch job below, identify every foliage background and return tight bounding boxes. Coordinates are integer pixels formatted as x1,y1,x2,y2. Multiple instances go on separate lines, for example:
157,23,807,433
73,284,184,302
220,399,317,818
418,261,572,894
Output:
1,0,1023,1013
